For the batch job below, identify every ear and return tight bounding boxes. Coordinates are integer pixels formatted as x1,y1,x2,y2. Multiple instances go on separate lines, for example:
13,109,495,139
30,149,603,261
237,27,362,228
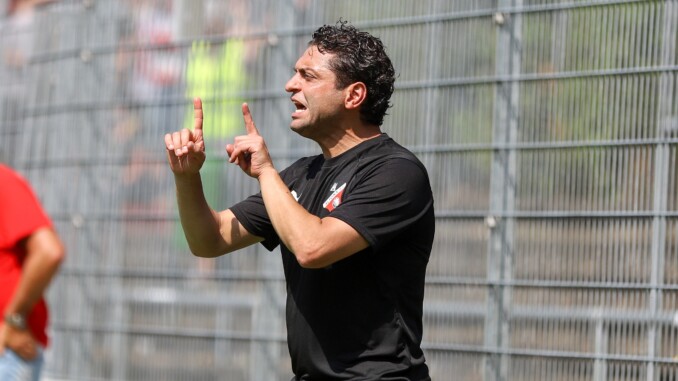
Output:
344,82,367,110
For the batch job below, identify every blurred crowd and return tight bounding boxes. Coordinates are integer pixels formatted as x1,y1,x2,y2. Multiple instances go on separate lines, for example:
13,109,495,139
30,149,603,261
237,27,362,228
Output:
0,0,263,275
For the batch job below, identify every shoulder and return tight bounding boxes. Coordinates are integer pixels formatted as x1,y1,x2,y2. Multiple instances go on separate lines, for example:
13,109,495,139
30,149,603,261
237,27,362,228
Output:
344,138,432,201
279,155,323,179
0,164,18,180
356,136,430,179
0,165,32,193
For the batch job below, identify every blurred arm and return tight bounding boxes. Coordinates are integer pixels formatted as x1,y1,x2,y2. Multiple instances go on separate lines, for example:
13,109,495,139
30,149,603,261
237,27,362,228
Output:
1,227,65,360
4,227,65,317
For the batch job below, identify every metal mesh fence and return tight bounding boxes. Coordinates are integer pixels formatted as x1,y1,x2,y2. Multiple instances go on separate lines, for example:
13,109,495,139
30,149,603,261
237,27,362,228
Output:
1,0,677,380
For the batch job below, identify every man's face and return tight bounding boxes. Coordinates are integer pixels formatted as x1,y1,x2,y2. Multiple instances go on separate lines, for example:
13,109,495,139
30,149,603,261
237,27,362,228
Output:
284,45,346,137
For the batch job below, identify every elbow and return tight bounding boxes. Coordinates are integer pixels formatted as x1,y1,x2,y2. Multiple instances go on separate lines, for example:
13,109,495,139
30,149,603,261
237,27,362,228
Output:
27,228,66,269
297,256,323,269
188,241,233,258
189,246,222,258
185,234,226,258
294,246,329,269
46,242,66,268
190,249,208,258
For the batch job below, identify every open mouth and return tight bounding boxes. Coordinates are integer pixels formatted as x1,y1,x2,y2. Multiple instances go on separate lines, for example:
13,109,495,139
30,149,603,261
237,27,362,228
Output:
292,99,307,113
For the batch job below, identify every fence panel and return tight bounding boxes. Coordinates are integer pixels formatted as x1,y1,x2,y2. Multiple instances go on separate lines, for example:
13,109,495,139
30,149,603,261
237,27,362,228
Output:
0,0,676,380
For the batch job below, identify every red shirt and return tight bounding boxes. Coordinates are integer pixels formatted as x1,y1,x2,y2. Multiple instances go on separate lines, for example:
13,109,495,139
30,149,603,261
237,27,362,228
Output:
0,165,51,347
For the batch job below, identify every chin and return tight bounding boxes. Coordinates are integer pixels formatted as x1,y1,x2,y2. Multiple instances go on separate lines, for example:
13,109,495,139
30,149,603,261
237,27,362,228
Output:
289,121,306,132
290,124,313,138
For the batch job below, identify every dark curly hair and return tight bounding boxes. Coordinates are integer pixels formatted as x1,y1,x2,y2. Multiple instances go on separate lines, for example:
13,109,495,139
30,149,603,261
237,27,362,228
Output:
310,21,395,126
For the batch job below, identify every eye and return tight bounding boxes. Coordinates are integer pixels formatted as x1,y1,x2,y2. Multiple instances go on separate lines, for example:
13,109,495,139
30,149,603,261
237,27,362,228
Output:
296,68,315,80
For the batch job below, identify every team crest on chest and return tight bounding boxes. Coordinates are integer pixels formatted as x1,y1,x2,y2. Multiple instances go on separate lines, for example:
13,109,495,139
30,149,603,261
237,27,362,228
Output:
323,183,346,212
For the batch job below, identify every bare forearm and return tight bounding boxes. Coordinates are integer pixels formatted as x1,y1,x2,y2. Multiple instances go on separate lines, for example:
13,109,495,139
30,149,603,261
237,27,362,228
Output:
258,169,325,264
174,173,225,257
5,228,64,316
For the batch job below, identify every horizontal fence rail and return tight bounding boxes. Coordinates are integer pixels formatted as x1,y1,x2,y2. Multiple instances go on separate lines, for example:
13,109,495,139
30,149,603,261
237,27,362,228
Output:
1,0,677,380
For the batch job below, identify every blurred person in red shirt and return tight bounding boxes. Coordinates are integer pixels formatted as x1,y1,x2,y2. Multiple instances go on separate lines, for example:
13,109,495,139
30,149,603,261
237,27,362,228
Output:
0,164,65,381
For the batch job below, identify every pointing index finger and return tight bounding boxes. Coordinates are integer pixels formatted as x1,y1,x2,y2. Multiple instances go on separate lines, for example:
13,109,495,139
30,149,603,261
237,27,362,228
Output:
194,97,203,131
242,103,260,136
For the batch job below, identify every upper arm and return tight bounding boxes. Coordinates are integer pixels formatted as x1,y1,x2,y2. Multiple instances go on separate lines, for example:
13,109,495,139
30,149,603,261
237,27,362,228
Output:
295,216,369,268
215,208,264,254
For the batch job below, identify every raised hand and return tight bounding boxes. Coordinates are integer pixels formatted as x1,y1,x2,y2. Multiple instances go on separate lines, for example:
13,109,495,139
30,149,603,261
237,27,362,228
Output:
226,103,275,178
164,97,206,175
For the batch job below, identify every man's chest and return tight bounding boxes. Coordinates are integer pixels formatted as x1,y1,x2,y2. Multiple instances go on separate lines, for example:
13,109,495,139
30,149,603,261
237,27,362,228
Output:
289,165,356,217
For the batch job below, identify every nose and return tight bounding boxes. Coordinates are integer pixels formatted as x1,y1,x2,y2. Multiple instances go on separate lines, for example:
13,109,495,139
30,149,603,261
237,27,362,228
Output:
285,73,300,93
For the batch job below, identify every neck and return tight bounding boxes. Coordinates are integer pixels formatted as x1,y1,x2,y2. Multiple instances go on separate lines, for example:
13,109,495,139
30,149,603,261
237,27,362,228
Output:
318,124,382,158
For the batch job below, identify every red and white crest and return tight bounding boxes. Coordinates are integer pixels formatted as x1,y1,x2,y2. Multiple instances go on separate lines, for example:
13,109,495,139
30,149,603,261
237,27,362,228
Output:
323,183,346,212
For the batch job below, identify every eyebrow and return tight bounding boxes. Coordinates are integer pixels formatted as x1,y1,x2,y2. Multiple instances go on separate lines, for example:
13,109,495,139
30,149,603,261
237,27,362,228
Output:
294,65,315,72
293,66,322,76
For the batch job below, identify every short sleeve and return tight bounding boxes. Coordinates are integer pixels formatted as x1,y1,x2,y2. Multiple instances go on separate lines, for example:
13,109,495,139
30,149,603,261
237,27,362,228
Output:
230,192,280,252
329,158,433,251
0,167,52,249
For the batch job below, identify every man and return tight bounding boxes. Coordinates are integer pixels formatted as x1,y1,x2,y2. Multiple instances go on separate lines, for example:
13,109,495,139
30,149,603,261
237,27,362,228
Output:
165,21,434,380
0,164,66,381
